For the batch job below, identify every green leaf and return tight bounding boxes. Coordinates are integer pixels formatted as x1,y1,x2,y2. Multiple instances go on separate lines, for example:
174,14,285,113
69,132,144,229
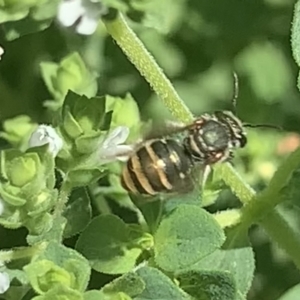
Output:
105,94,140,139
27,144,56,190
177,270,237,300
84,292,106,300
4,268,28,286
102,272,145,297
130,195,163,234
101,111,113,131
27,215,66,245
67,167,107,188
75,132,103,154
236,42,292,102
26,241,91,293
131,0,185,34
40,62,65,103
101,0,128,12
25,212,54,236
3,16,51,41
162,189,202,215
59,92,107,157
84,290,106,300
32,0,60,21
1,150,39,188
64,93,106,133
41,53,98,110
193,230,255,297
63,187,92,238
25,259,74,295
278,283,300,300
135,267,190,300
0,115,37,150
76,215,144,274
32,285,83,300
154,204,225,272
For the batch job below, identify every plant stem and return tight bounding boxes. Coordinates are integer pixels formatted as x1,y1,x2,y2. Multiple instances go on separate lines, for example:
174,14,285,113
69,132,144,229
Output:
216,163,255,204
260,209,300,270
267,147,300,194
103,12,300,269
0,243,46,263
54,180,72,218
103,13,193,123
240,147,300,227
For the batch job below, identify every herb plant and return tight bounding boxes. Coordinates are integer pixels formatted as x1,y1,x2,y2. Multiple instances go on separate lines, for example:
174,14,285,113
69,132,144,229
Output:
0,1,300,300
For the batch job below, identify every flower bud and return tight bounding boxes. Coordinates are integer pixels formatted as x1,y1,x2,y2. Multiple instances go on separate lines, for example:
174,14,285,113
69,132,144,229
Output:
41,52,97,110
7,157,37,188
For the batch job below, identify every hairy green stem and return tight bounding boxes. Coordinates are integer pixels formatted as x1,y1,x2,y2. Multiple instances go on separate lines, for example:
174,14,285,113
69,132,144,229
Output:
54,180,72,218
260,209,300,270
0,243,46,263
240,147,300,227
103,13,193,123
216,163,256,203
103,12,300,269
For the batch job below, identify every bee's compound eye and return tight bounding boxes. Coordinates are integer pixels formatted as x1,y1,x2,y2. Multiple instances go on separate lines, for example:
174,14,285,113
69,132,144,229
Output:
239,134,247,148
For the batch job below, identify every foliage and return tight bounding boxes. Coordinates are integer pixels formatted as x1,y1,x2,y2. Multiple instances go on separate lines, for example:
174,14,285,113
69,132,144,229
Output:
0,0,300,300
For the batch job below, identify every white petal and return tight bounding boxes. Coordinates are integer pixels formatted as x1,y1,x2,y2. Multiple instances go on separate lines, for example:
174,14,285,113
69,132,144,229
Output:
28,125,63,157
57,0,84,27
0,199,4,216
0,46,4,60
102,126,130,149
108,145,133,161
76,13,99,35
99,144,133,163
0,272,9,294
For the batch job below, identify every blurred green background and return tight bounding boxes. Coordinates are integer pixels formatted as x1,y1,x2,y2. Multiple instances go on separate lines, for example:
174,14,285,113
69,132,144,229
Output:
1,0,300,299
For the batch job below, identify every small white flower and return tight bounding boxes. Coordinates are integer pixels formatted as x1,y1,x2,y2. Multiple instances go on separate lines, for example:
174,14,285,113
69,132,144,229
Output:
0,272,9,294
0,199,4,216
57,0,108,35
99,126,133,163
28,125,63,157
0,46,4,60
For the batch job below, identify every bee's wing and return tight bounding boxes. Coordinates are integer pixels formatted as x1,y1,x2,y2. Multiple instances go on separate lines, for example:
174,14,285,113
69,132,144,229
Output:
175,164,211,195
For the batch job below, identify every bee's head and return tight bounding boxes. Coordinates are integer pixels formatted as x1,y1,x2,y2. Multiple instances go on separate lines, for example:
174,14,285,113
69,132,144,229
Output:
214,110,247,149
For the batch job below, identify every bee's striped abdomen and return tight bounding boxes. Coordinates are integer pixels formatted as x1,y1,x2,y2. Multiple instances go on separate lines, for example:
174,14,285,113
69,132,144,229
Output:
121,139,193,195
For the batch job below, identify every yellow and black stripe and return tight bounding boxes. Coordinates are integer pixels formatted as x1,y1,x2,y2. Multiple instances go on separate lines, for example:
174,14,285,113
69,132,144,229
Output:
121,139,193,195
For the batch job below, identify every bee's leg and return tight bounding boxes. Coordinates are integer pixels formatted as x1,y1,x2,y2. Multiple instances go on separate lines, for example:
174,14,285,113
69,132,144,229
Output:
201,164,212,189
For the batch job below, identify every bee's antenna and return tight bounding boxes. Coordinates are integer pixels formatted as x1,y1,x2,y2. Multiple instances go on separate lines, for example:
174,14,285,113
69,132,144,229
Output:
243,123,282,131
232,71,239,115
231,73,282,132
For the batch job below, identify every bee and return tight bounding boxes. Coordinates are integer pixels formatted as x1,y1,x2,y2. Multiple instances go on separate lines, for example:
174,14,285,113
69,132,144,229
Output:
120,73,278,196
120,138,195,196
120,111,247,196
